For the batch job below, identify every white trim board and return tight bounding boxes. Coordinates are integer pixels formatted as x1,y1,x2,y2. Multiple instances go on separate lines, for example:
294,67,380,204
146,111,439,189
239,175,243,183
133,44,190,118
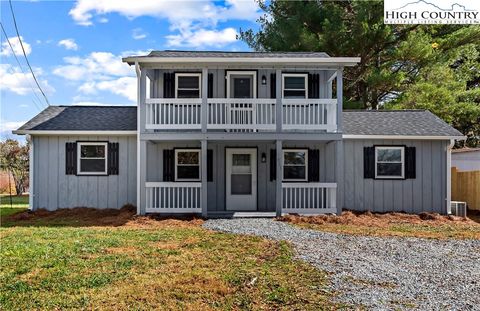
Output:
13,130,137,136
342,135,465,140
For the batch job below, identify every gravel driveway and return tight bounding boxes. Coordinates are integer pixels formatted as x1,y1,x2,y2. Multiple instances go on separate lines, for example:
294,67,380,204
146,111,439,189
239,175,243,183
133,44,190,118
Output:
203,218,480,310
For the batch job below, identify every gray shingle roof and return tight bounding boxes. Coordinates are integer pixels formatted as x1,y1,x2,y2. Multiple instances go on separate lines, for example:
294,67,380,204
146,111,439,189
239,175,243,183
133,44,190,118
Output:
15,106,462,138
139,50,330,58
15,106,137,131
343,110,463,137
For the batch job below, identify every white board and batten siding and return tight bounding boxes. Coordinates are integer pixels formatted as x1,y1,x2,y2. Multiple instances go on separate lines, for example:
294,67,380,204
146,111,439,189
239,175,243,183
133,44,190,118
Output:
342,139,449,214
32,135,137,211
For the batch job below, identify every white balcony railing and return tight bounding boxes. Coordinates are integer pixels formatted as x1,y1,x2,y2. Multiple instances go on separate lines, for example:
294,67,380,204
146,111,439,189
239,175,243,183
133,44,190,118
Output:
145,182,202,213
282,182,337,214
208,98,276,131
144,98,337,132
282,99,337,131
145,98,202,130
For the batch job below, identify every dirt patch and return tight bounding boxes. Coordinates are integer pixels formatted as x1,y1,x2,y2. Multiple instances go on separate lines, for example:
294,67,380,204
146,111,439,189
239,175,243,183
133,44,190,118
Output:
279,210,477,228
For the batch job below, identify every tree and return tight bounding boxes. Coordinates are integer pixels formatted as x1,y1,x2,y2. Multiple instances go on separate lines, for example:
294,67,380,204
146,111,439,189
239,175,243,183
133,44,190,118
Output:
239,0,480,146
0,139,29,195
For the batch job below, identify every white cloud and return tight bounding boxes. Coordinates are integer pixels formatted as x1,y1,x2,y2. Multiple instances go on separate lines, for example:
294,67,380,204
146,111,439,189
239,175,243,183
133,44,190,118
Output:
0,64,55,95
69,0,260,47
132,28,147,40
166,27,237,47
98,17,109,23
53,50,142,102
0,36,32,57
58,38,79,50
0,120,26,138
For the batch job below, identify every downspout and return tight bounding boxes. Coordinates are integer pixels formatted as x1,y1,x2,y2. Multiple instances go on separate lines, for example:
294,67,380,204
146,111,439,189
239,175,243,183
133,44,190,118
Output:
27,134,34,210
135,62,141,215
446,139,455,214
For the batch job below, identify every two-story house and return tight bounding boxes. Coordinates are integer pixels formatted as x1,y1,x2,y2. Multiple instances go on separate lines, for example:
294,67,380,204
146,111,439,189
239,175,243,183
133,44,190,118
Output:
14,51,464,217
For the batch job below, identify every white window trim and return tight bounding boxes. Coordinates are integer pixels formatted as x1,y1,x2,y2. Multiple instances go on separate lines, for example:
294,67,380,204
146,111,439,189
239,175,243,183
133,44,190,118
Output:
374,146,405,179
282,73,308,99
282,149,308,181
226,71,257,98
175,73,201,99
175,149,201,181
77,142,108,176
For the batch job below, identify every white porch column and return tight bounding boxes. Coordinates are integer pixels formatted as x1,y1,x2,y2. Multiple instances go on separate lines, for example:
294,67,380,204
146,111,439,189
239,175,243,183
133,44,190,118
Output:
201,139,208,217
335,140,344,215
27,134,34,210
201,68,208,133
275,69,282,132
336,68,343,132
276,140,283,217
136,62,147,215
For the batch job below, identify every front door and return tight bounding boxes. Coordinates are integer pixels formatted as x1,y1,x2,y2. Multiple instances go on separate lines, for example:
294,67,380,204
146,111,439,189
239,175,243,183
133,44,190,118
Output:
233,76,253,98
226,148,257,211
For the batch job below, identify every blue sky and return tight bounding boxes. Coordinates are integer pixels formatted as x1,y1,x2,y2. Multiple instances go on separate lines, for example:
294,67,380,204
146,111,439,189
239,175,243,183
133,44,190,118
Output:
0,0,261,139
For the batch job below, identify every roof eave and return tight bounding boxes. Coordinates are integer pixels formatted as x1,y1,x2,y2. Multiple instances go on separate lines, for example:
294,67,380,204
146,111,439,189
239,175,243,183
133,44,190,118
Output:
13,130,137,136
122,56,361,67
342,134,466,140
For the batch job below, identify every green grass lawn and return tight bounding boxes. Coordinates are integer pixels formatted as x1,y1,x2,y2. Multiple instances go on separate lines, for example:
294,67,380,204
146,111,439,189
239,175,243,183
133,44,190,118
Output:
0,205,336,310
0,194,29,218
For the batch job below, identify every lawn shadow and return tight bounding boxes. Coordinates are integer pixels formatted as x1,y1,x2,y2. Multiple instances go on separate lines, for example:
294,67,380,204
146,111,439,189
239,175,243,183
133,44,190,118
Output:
468,209,480,224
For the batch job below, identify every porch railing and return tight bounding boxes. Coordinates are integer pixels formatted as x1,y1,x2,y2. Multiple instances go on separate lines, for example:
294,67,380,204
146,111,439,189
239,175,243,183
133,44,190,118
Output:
145,98,202,130
282,99,337,131
144,98,337,132
145,182,202,213
207,98,276,131
282,182,337,214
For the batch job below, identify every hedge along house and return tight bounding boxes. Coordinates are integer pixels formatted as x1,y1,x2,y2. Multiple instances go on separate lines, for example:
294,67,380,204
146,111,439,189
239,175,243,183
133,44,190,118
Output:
14,51,464,217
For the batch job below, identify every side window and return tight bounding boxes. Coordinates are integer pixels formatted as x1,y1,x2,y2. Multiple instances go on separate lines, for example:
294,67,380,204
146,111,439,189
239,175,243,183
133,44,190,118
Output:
175,73,201,98
77,142,108,175
283,149,308,181
375,146,404,179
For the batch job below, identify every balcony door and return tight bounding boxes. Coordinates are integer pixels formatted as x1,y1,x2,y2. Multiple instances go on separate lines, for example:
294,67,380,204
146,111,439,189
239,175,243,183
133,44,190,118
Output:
226,71,257,99
226,148,257,211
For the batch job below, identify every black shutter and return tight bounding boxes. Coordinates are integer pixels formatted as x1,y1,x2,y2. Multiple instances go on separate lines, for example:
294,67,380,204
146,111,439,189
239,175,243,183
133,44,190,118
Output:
163,72,175,98
364,147,375,178
108,143,119,175
308,73,320,98
270,73,276,98
207,149,213,182
405,147,416,179
308,149,320,182
163,149,175,181
65,142,77,175
270,149,276,181
208,73,214,98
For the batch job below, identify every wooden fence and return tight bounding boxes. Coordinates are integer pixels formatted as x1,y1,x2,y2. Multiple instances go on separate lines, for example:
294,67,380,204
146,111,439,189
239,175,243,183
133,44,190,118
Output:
451,167,480,211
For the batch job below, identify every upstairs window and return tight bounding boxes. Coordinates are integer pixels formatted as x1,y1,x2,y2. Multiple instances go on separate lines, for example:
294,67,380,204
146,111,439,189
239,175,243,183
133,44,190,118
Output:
175,149,201,181
175,73,201,98
77,142,108,175
283,149,308,181
282,74,308,99
375,146,404,179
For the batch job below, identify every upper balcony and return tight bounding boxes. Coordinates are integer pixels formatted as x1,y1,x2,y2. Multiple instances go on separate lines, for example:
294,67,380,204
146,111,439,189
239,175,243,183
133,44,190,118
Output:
144,97,337,132
124,51,361,135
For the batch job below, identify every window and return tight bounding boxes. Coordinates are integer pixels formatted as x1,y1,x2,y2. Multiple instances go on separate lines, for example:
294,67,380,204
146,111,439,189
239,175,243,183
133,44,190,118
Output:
282,74,308,99
175,73,201,98
375,146,404,179
77,142,108,175
283,149,308,181
175,149,201,181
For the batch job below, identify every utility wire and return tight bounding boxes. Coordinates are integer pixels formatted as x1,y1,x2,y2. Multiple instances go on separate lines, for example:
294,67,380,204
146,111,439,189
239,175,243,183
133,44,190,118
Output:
1,22,44,111
8,0,50,106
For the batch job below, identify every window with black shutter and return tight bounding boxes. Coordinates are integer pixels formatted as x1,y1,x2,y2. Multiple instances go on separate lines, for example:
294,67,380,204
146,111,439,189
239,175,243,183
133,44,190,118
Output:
77,142,108,175
283,149,308,181
364,146,415,179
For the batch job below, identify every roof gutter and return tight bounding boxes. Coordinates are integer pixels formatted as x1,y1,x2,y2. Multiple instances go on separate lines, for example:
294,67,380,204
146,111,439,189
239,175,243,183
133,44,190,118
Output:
13,130,137,136
342,134,466,140
122,56,361,67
